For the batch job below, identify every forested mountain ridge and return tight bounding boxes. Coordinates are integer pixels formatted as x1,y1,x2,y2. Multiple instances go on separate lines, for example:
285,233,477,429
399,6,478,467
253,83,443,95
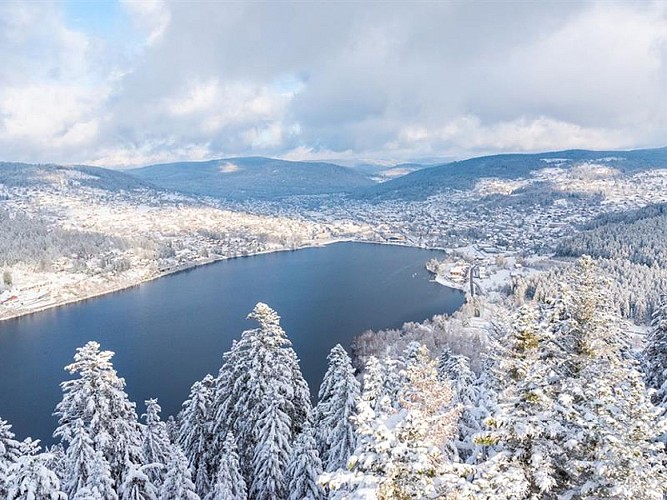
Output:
3,146,667,203
557,202,667,266
519,201,667,322
357,146,667,200
128,157,375,200
4,145,667,323
0,162,156,192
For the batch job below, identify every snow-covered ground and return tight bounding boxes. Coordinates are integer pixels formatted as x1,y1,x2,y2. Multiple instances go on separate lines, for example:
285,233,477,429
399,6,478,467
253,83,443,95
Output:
0,179,375,321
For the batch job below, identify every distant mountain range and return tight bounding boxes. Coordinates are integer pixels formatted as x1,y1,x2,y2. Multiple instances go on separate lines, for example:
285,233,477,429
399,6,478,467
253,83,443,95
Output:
126,148,667,202
0,162,154,192
2,147,667,202
358,147,667,200
127,157,374,200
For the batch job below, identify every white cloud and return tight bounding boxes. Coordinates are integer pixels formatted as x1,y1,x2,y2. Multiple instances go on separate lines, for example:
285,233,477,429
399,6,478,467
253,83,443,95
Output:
399,115,630,154
2,1,667,165
163,79,293,131
89,141,212,168
120,0,171,46
0,84,104,145
0,3,112,161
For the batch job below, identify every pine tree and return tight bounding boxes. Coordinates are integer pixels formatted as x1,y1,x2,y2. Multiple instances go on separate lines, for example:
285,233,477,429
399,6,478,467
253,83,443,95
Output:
118,463,158,500
159,446,199,500
643,293,667,403
0,417,23,497
401,340,422,368
142,399,171,486
286,424,323,500
313,344,360,471
250,396,292,500
360,355,384,411
165,416,179,445
193,461,211,500
17,437,40,459
86,452,118,500
179,374,215,496
402,341,423,368
64,419,117,499
398,344,460,453
54,342,144,484
5,452,67,500
72,486,104,500
380,356,402,408
64,420,95,495
324,348,463,498
475,305,556,496
562,257,666,498
439,351,487,462
44,444,67,483
211,303,311,480
205,433,246,500
437,347,453,380
479,257,667,498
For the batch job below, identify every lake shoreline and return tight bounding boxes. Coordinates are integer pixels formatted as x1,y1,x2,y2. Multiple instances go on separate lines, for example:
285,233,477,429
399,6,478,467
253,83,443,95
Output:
0,238,447,323
0,239,346,323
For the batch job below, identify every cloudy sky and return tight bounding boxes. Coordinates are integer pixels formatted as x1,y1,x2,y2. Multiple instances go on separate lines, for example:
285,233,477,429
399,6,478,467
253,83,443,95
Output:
1,0,667,167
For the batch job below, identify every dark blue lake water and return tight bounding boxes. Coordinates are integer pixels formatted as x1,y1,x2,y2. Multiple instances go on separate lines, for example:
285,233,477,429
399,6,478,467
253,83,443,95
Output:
0,242,464,444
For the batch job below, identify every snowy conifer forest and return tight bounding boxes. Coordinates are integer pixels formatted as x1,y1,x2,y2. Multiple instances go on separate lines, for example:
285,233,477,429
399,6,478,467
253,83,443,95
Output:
2,254,667,499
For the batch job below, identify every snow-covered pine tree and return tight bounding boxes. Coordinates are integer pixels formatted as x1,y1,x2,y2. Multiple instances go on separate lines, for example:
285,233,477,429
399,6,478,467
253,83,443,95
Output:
562,257,666,498
479,257,667,499
165,416,179,445
250,395,292,500
211,303,311,480
179,374,215,496
401,341,423,368
85,451,118,500
0,417,23,497
439,351,487,462
643,293,667,403
159,446,199,500
438,350,476,389
380,356,402,408
141,399,171,486
437,347,453,379
72,486,103,500
360,355,384,412
324,346,464,499
118,463,158,500
54,342,144,485
193,460,211,500
398,344,460,453
64,419,117,499
5,451,67,500
205,432,246,500
44,444,67,483
286,424,323,500
474,304,556,496
313,344,360,471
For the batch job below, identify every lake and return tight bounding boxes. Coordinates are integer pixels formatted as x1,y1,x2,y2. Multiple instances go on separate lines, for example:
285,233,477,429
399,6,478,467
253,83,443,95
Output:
0,242,465,444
